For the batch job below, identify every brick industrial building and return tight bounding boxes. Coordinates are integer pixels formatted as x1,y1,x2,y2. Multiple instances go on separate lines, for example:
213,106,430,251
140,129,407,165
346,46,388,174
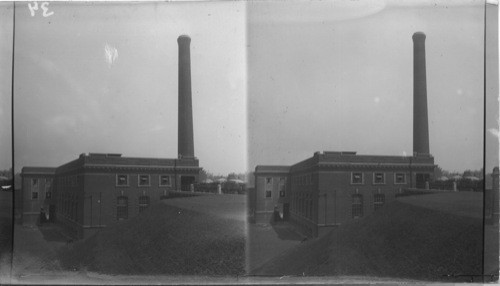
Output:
21,35,201,238
251,32,436,237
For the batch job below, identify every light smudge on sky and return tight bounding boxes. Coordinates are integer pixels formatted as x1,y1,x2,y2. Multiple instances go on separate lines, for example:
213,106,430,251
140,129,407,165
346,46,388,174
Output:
104,43,118,68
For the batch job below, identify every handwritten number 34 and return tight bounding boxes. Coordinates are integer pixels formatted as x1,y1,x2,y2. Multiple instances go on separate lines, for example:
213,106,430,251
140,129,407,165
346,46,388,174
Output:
28,2,54,17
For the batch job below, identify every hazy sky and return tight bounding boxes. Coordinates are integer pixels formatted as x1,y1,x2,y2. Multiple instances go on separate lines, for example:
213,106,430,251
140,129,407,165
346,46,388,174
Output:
248,0,492,173
2,1,247,175
0,0,497,176
0,3,13,172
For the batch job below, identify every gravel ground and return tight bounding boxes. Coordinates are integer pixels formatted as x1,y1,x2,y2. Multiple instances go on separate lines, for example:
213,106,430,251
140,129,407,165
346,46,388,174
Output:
7,192,497,284
11,224,66,277
253,200,483,282
484,223,499,279
0,190,13,284
58,195,247,276
246,222,304,273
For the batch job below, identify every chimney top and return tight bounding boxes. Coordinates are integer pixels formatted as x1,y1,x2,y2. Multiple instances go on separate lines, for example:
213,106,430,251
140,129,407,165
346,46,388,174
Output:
412,32,426,41
178,35,191,43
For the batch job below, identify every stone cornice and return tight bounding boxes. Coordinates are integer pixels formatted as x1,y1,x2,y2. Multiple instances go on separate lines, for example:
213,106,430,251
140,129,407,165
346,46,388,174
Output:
83,164,201,173
317,162,436,170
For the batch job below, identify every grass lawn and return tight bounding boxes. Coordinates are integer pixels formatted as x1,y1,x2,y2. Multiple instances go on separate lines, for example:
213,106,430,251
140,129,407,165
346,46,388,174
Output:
252,198,483,282
160,193,246,222
397,191,483,219
59,195,246,275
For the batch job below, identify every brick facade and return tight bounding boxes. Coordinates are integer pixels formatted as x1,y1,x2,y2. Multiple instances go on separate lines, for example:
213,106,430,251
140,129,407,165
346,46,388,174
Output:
21,153,201,238
20,167,56,225
254,151,435,237
253,166,290,224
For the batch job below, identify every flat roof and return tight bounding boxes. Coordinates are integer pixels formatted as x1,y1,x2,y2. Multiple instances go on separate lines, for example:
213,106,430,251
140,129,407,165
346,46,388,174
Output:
254,165,291,174
21,167,56,175
255,151,435,174
22,153,201,174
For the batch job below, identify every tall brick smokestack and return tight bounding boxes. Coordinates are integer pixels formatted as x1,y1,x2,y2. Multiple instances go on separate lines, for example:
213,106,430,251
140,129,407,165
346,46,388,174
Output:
412,32,429,155
177,35,194,158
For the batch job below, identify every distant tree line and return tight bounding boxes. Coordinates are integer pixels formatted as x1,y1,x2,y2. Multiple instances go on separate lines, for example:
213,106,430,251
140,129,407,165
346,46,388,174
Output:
432,167,486,192
434,167,484,180
199,169,251,184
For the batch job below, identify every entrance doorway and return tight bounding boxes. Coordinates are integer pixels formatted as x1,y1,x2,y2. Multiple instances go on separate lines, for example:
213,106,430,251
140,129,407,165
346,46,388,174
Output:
416,173,430,189
283,203,290,221
48,205,56,222
180,176,196,192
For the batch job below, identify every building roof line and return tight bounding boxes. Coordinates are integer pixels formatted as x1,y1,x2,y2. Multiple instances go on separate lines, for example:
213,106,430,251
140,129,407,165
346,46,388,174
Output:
317,162,435,166
84,164,201,169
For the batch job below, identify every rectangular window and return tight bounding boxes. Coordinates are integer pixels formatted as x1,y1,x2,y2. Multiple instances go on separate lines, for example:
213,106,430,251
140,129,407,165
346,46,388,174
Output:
45,179,52,198
309,199,313,219
116,174,129,186
373,172,385,184
265,177,273,198
138,196,150,213
395,173,406,184
351,172,364,184
279,177,285,197
159,175,171,186
117,196,128,220
305,197,308,218
30,178,39,199
374,194,385,211
74,202,78,222
138,175,150,186
301,195,305,216
352,194,363,218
